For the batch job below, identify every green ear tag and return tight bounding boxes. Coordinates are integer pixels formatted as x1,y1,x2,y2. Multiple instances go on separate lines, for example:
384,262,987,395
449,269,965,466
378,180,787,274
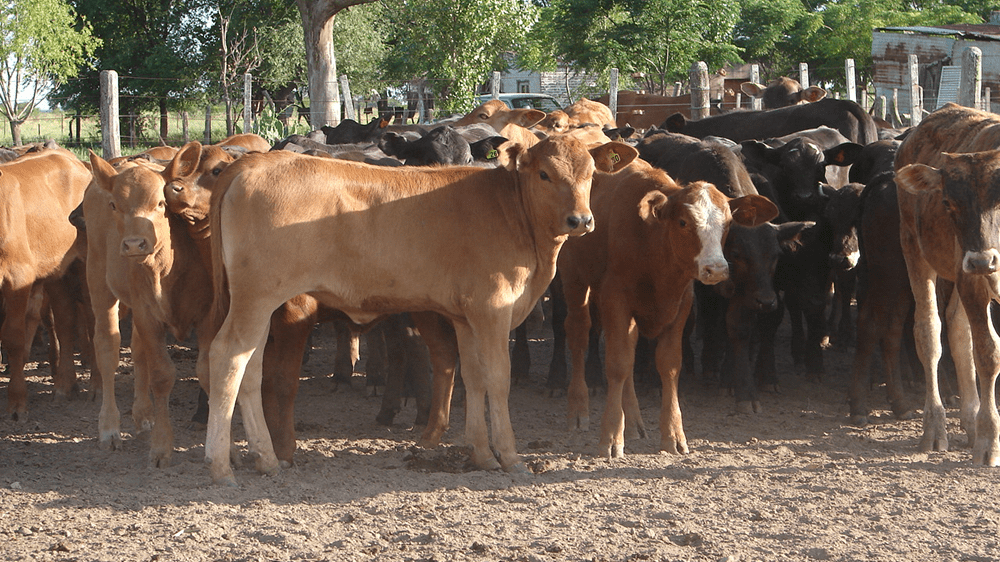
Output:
609,151,620,165
486,149,499,160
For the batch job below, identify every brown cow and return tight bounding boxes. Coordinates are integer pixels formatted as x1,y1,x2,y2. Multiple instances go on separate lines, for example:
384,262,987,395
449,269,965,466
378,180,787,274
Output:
895,103,1000,465
85,144,224,465
204,137,637,485
0,149,92,420
216,133,271,153
453,99,545,147
740,77,827,109
557,159,777,457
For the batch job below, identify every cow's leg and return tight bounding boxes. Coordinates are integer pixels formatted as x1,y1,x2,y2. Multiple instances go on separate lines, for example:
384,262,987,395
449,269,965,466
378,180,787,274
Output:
655,291,693,455
376,315,407,425
413,312,458,448
261,300,314,467
546,280,568,391
131,312,176,467
43,277,80,400
727,302,759,414
563,282,593,430
944,285,979,447
2,283,33,421
452,318,512,471
510,321,530,384
206,304,275,486
902,250,947,452
128,323,155,434
956,278,999,464
596,308,638,459
331,322,357,389
89,280,122,449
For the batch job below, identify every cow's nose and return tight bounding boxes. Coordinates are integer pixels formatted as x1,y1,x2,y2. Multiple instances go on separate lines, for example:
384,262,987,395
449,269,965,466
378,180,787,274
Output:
122,237,149,255
567,214,594,234
963,249,1000,275
700,262,729,285
757,295,778,312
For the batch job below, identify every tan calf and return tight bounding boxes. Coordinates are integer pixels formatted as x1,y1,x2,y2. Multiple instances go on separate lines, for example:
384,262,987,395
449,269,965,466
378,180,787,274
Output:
0,149,91,419
205,137,637,485
895,103,1000,465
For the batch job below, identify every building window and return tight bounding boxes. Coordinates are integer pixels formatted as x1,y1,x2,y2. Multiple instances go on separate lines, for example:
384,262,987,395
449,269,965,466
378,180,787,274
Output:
517,80,530,93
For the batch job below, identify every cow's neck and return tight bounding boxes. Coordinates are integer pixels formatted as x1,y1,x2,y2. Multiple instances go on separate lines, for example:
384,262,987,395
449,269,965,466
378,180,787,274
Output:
184,218,213,275
131,217,193,307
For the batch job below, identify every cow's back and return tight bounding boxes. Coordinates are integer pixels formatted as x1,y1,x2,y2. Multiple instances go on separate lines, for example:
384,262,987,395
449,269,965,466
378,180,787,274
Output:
896,103,1000,168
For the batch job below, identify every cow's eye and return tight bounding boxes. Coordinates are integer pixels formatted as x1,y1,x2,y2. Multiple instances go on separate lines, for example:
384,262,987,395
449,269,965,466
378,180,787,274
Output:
212,167,223,176
942,198,953,211
679,219,687,228
539,171,550,181
109,201,116,211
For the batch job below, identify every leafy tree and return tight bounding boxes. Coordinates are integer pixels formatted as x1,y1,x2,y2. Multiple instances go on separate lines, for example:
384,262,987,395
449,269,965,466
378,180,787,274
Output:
57,0,214,143
734,0,820,78
544,0,741,95
0,0,100,145
383,0,539,114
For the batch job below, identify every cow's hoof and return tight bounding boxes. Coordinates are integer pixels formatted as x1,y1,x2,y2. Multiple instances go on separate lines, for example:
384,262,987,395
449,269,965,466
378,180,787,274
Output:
567,415,589,432
972,440,1000,466
736,401,756,415
850,414,869,427
891,407,917,421
918,433,948,452
10,410,27,423
150,450,172,469
625,424,646,440
470,451,502,471
99,432,123,451
503,462,530,474
660,438,689,455
279,460,293,469
375,408,399,426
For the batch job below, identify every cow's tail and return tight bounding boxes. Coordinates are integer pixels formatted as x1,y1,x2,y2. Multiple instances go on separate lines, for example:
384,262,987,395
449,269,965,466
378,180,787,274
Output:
208,163,239,339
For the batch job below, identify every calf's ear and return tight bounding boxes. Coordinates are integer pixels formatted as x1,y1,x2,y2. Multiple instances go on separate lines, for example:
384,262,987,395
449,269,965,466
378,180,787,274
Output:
497,142,525,172
775,221,815,255
730,194,779,227
89,150,118,193
590,142,637,173
638,190,669,224
800,86,827,103
896,163,942,194
163,141,203,181
513,108,546,128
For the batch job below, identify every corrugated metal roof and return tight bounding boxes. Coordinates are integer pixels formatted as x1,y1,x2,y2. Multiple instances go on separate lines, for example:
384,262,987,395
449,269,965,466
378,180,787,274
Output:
876,25,1000,42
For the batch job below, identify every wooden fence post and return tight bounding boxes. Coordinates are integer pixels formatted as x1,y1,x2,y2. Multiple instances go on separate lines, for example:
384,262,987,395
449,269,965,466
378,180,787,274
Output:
340,75,356,121
985,87,992,113
799,62,809,88
608,68,619,122
909,54,922,126
690,61,710,120
491,71,501,99
205,105,212,144
750,64,761,110
243,73,252,134
182,111,189,143
959,46,982,109
100,69,121,159
845,59,857,102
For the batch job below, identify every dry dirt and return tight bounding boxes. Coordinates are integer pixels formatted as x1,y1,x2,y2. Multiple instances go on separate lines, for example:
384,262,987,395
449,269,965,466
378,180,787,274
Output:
2,311,1000,562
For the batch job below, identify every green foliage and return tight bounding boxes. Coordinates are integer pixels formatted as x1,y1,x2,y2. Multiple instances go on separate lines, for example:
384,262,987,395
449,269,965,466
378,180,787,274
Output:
544,0,742,94
383,0,539,113
236,102,310,142
0,0,101,131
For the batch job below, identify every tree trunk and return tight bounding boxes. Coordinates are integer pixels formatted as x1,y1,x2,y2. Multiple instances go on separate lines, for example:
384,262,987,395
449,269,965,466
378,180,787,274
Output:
9,120,22,146
159,98,168,143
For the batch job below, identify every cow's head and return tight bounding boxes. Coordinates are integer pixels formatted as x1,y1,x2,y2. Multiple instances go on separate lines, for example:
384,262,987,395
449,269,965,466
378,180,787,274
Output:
898,150,1000,275
720,221,812,310
455,99,546,131
824,182,864,271
90,152,172,260
162,142,237,233
498,136,637,238
535,110,571,135
740,77,827,109
638,180,778,285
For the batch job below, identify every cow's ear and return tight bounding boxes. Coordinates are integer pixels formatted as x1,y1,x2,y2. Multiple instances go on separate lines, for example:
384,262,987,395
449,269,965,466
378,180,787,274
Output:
739,140,779,166
590,142,637,173
730,194,778,227
638,190,669,223
896,163,943,194
163,141,202,181
740,82,765,98
775,221,815,254
498,141,525,172
663,113,686,132
800,86,827,103
825,142,864,167
513,108,546,128
89,150,118,193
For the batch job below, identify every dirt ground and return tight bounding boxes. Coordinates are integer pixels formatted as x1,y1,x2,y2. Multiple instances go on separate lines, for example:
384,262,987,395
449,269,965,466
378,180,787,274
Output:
2,307,1000,562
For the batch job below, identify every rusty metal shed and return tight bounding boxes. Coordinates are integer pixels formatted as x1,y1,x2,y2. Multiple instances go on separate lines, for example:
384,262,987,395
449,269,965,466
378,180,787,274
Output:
872,23,1000,114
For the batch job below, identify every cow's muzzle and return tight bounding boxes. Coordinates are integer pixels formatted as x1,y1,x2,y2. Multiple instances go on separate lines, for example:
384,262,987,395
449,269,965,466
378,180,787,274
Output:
963,249,1000,275
699,261,730,285
566,214,594,235
121,236,152,257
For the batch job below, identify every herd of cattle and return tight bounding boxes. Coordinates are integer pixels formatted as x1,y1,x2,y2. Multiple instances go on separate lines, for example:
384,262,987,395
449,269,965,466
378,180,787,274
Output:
3,76,1000,485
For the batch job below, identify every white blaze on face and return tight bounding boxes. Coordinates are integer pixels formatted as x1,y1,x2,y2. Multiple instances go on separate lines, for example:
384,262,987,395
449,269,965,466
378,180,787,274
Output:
689,189,730,284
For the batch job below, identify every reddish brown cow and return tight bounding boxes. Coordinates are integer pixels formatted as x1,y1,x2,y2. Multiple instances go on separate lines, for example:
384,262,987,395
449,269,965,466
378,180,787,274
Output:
557,159,777,457
204,137,636,485
895,103,1000,465
85,144,232,465
452,99,545,147
0,149,92,419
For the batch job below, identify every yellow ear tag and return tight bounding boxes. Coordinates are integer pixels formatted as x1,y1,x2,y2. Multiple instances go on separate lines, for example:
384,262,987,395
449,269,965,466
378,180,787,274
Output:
486,149,499,160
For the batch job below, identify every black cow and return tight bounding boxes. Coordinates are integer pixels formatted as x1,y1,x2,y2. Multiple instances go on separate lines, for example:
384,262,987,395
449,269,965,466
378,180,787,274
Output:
379,125,473,166
321,117,391,145
663,98,879,146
